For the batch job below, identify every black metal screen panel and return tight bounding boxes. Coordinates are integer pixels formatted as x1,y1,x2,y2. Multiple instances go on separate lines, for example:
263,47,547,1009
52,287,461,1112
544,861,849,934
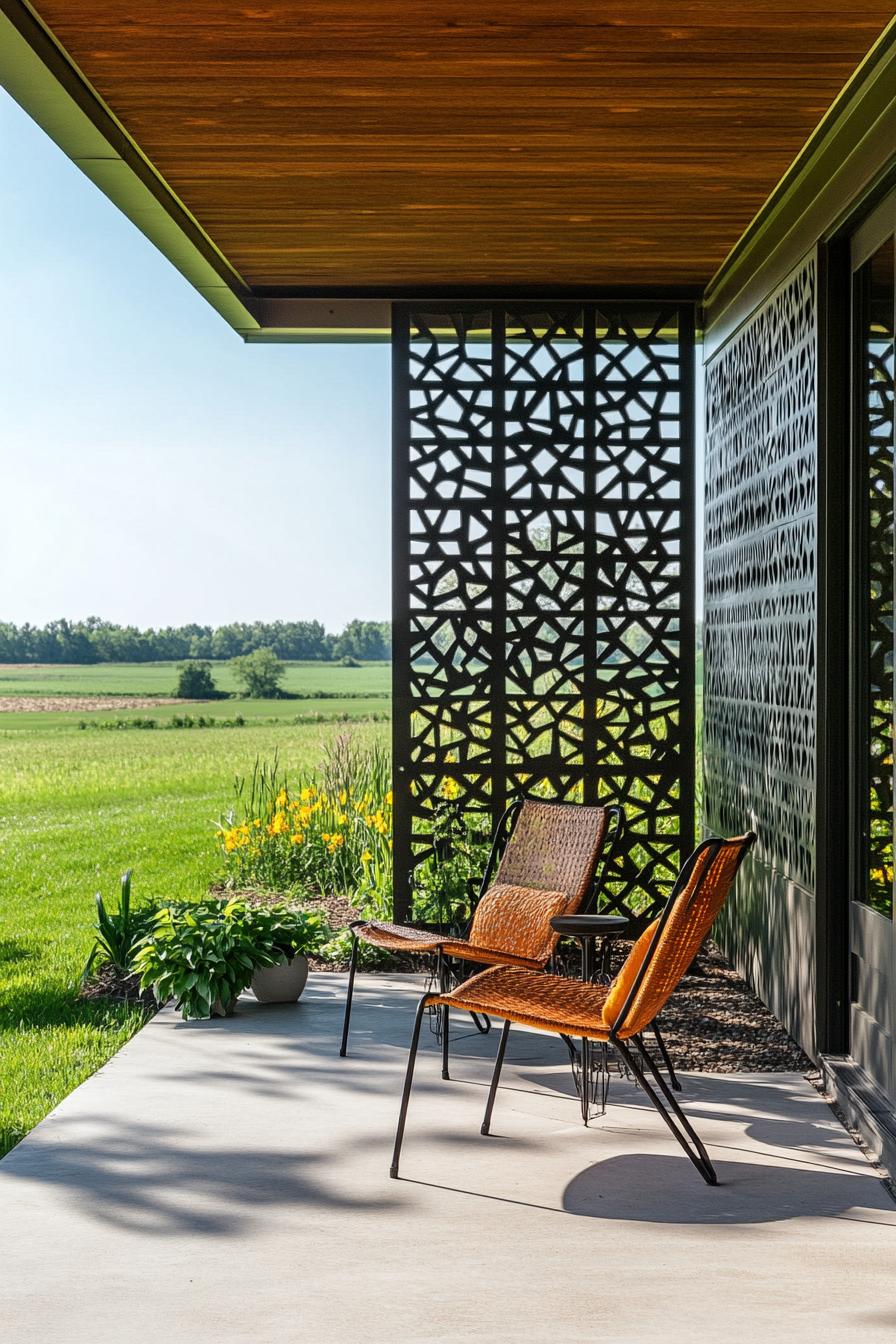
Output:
703,259,817,891
392,302,695,921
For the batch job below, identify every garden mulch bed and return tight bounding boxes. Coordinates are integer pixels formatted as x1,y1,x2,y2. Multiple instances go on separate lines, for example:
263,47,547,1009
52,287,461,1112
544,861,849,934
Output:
79,965,157,1012
600,938,812,1073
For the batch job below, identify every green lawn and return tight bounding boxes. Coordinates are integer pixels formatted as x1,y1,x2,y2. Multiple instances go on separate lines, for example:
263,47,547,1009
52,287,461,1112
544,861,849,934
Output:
0,659,391,698
0,704,389,1158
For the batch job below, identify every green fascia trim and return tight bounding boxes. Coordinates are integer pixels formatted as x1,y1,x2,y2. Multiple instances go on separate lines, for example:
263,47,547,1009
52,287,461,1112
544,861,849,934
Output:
244,330,392,344
705,16,896,315
0,1,260,335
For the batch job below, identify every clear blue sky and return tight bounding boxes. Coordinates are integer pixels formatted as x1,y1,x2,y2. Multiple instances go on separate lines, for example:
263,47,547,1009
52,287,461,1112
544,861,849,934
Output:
0,90,391,632
1,88,704,632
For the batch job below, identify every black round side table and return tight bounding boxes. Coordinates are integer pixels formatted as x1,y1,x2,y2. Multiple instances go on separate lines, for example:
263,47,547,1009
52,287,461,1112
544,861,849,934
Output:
550,912,630,1121
550,912,630,984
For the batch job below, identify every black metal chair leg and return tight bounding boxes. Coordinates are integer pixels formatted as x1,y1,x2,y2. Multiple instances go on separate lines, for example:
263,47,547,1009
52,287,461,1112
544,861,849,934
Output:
436,952,451,1079
338,933,359,1057
390,994,431,1179
651,1019,681,1091
481,1019,511,1135
580,1035,591,1126
469,1011,492,1034
441,1002,451,1080
617,1036,717,1185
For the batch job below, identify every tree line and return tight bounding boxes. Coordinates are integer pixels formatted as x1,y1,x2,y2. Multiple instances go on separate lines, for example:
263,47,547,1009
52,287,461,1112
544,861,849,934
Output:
0,618,392,664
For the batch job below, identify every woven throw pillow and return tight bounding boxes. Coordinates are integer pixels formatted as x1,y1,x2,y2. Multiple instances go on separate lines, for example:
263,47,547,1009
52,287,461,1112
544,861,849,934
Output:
469,884,568,963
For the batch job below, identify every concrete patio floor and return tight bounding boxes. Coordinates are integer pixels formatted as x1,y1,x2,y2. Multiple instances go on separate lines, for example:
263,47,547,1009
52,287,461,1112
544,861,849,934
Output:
2,974,895,1344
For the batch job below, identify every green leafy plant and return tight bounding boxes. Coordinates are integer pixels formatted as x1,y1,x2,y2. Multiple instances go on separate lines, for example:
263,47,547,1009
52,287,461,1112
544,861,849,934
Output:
81,870,160,982
320,926,389,969
411,800,492,925
131,899,329,1019
243,904,330,960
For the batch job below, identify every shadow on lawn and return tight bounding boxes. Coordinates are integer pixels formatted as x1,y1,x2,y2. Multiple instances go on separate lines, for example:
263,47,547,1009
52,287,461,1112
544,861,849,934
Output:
0,977,144,1031
0,937,35,965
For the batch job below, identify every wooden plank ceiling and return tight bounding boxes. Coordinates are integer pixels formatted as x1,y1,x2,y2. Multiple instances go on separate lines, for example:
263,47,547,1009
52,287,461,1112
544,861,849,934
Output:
26,1,896,290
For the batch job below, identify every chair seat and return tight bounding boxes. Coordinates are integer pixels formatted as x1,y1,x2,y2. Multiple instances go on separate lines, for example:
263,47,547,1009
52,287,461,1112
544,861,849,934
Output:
354,921,544,969
434,965,615,1040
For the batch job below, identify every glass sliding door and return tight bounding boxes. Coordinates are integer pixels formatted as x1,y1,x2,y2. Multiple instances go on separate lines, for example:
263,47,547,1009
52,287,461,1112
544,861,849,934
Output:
851,191,896,1100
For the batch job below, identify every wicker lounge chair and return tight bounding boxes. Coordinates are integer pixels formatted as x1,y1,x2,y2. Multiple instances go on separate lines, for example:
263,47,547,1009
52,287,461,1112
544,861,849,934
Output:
390,831,757,1185
339,798,624,1072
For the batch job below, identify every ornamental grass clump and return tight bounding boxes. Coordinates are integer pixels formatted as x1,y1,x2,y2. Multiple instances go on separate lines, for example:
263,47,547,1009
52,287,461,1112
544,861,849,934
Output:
217,735,393,914
81,869,161,982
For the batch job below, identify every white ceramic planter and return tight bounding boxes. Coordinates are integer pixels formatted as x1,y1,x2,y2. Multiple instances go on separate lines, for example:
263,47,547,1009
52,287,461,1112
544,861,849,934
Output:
251,953,309,1004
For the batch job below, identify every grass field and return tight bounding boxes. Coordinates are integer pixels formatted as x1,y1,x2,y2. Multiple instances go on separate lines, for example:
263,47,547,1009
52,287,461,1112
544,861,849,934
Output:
0,662,390,1158
0,659,392,699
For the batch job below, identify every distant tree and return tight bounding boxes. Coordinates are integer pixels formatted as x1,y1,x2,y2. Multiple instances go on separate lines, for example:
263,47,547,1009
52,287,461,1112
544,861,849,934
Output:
174,660,219,699
231,647,286,699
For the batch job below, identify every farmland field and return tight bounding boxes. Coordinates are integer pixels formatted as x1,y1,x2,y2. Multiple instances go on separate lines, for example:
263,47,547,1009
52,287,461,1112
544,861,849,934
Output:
0,658,391,699
0,661,390,1158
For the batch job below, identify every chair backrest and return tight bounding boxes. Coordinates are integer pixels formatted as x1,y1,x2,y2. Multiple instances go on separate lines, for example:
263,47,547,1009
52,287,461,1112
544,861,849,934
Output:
604,832,756,1038
491,799,620,914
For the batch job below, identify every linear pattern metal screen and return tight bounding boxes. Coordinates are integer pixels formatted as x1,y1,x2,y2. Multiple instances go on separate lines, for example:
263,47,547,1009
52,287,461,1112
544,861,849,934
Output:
703,260,817,892
392,303,695,922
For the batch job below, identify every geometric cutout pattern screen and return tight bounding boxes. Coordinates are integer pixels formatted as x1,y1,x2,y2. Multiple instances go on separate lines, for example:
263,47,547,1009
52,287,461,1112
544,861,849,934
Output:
393,303,696,921
703,258,817,893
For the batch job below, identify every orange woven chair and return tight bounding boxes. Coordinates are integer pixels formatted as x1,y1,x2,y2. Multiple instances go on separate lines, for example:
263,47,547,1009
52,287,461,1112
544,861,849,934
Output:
390,831,756,1185
339,798,624,1072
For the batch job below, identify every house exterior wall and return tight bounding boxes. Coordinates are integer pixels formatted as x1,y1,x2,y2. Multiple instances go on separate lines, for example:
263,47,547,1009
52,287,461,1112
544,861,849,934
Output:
703,258,820,1057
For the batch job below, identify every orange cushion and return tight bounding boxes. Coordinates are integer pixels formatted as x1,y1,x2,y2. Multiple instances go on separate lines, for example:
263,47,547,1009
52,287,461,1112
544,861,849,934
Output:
603,918,660,1028
468,884,568,964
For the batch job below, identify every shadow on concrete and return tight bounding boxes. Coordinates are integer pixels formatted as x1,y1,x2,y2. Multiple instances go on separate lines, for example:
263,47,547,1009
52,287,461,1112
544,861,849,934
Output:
563,1153,896,1224
402,1152,896,1227
5,977,893,1241
0,1115,400,1237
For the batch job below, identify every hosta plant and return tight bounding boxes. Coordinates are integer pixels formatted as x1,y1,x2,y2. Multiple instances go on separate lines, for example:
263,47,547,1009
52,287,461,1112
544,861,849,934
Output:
132,899,289,1020
244,903,331,960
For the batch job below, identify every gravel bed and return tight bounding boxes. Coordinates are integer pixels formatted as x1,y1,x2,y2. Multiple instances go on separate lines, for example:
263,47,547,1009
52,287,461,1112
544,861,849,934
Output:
302,897,810,1071
600,937,812,1073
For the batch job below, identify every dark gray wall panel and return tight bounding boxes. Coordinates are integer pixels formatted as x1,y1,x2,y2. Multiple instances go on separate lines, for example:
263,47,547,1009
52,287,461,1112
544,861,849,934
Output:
703,257,818,1055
